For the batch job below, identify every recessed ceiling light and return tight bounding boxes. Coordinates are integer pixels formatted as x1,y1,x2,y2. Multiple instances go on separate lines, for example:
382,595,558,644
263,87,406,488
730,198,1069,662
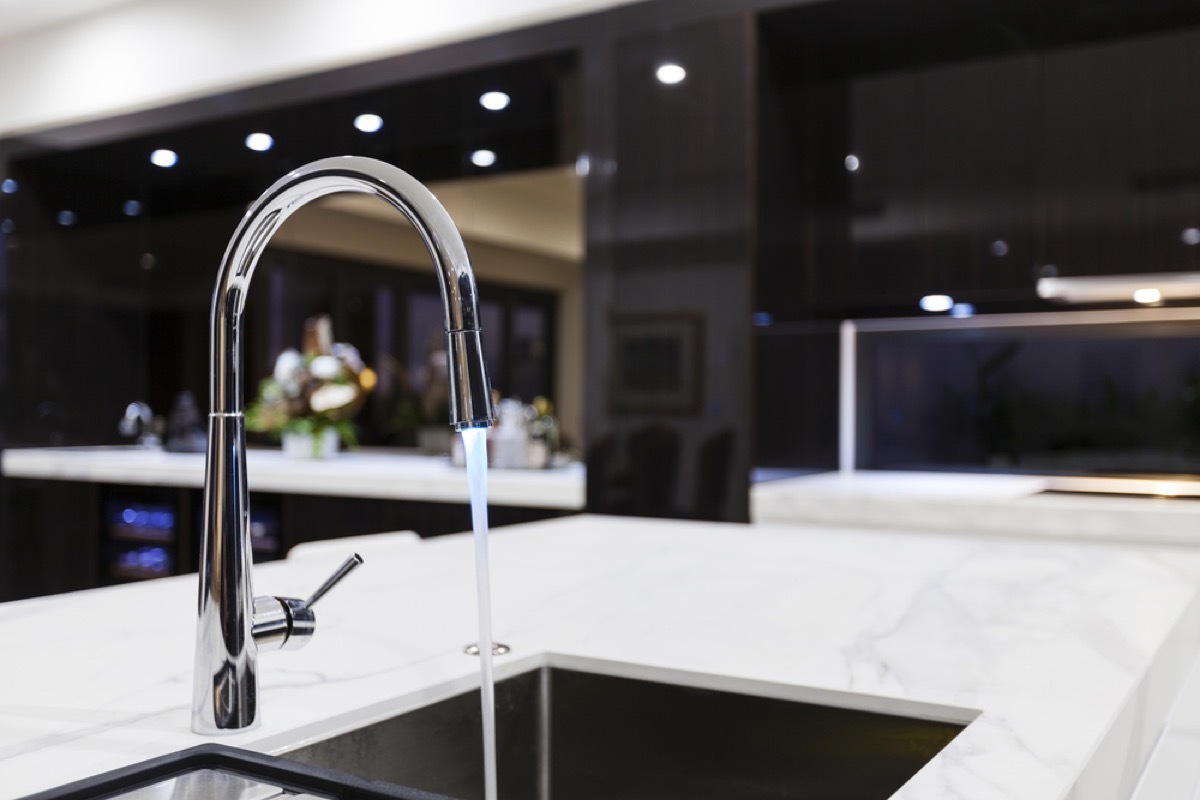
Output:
471,149,497,168
123,200,143,217
479,91,510,111
1133,288,1162,304
1,178,16,194
655,63,686,85
1183,227,1200,246
150,149,178,168
844,154,860,172
244,132,274,152
57,210,76,226
919,294,954,312
354,114,383,133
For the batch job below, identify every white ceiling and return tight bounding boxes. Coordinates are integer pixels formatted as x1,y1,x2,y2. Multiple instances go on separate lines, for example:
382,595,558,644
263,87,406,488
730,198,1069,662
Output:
0,0,138,40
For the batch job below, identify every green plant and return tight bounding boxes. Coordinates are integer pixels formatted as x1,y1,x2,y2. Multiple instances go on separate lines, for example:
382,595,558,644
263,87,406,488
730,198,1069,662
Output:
245,317,375,450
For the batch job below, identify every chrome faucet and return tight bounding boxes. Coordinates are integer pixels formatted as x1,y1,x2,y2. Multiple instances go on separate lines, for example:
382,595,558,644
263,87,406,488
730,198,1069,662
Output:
192,156,496,734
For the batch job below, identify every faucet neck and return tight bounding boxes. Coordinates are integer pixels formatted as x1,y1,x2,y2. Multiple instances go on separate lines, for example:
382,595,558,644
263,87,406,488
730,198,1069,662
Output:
194,157,495,734
208,157,492,424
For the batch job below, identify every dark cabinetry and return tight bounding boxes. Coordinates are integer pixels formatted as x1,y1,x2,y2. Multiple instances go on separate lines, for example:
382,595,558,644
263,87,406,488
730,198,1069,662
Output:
754,0,1200,470
758,0,1200,321
3,479,102,598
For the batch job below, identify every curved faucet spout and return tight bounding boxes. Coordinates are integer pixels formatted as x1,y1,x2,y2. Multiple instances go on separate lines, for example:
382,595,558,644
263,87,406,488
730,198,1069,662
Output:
193,157,496,734
208,156,494,425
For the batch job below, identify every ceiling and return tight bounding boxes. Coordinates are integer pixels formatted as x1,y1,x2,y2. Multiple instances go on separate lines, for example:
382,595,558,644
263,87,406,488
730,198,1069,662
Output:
0,0,138,40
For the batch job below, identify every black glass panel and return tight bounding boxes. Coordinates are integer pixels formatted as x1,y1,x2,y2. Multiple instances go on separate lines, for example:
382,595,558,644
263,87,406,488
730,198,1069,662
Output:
859,320,1200,475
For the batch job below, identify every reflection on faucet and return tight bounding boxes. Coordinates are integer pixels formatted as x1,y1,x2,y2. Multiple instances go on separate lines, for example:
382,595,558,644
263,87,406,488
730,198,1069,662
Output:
118,401,162,448
192,156,497,734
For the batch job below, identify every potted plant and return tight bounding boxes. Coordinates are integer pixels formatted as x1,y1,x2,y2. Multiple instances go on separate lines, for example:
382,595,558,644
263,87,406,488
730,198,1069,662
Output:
246,315,376,458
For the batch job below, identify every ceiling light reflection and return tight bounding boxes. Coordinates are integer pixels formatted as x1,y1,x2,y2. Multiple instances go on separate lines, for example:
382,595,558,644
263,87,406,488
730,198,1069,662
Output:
354,114,383,133
244,132,274,152
471,149,497,168
1,179,16,194
1183,228,1200,246
150,149,178,168
990,240,1009,257
655,63,686,85
57,210,76,226
844,154,860,172
123,200,143,217
479,91,510,111
919,294,954,313
1133,288,1162,305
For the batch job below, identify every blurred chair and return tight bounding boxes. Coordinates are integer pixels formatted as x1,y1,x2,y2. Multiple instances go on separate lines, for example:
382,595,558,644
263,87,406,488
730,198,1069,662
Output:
626,424,682,518
693,427,735,521
586,433,629,515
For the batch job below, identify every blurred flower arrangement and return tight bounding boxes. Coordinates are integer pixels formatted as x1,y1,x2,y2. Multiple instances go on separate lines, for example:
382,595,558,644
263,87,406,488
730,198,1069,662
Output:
246,314,376,454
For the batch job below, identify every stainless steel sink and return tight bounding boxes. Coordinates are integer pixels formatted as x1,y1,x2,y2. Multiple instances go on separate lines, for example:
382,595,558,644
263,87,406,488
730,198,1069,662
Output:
282,667,967,800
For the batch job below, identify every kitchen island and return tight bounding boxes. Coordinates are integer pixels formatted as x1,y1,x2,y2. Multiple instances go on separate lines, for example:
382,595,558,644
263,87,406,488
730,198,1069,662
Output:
2,514,1198,799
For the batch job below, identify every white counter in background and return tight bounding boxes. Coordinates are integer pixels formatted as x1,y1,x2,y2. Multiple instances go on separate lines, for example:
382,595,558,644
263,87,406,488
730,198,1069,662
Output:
752,470,1200,546
1,514,1199,800
0,446,585,510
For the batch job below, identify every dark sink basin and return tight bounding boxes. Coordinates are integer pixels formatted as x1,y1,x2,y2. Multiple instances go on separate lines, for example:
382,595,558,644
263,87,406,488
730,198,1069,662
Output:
282,667,967,800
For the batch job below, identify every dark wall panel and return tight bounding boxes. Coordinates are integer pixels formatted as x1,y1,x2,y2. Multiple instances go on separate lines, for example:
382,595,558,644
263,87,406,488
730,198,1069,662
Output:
585,14,754,521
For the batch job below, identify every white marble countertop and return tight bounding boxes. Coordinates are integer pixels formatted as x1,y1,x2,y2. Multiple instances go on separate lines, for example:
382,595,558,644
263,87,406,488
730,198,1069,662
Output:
752,470,1200,546
2,514,1199,799
0,446,584,510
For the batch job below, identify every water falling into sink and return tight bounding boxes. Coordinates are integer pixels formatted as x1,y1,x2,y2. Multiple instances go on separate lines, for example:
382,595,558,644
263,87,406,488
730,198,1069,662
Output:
462,427,498,800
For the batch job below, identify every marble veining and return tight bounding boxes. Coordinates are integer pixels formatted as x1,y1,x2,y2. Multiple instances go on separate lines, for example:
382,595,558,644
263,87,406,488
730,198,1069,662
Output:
0,515,1198,799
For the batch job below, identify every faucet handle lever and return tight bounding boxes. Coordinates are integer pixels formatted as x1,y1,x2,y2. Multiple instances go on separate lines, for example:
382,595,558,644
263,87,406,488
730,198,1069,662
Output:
304,553,364,609
252,553,364,652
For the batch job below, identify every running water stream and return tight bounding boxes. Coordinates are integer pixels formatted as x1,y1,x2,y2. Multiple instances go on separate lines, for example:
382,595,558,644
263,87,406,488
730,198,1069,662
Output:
461,427,498,800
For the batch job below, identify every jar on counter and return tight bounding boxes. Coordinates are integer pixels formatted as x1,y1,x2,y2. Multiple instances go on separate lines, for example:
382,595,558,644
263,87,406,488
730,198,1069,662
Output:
490,398,530,469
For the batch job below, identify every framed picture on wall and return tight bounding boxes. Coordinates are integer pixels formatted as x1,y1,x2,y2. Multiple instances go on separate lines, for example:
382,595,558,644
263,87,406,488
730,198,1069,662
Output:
608,312,704,415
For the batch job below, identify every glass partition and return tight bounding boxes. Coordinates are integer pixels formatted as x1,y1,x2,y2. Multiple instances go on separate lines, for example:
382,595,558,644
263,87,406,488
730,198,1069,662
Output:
847,309,1200,477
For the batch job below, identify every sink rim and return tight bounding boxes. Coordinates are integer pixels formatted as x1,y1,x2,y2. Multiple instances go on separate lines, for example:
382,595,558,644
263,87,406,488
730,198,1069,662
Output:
254,650,981,760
